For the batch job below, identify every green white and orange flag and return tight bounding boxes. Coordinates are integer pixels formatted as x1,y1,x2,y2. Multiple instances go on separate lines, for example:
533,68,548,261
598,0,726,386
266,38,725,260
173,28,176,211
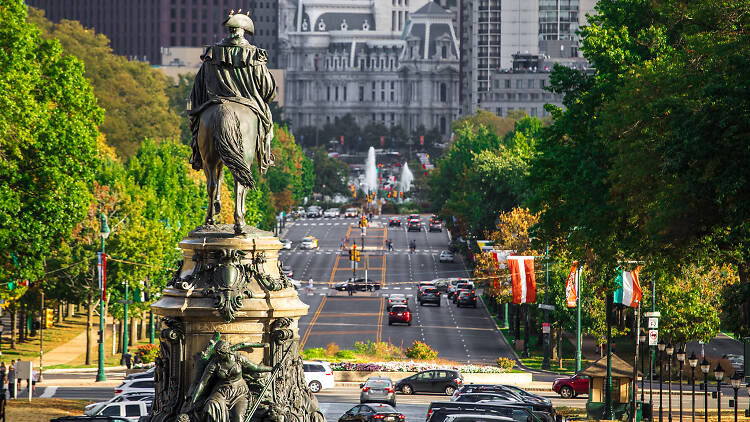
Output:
565,261,579,307
614,266,643,307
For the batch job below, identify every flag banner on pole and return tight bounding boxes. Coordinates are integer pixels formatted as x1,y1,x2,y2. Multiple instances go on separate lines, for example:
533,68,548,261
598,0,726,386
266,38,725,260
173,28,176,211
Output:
97,252,103,291
102,253,108,302
565,261,579,307
614,266,642,307
507,256,536,304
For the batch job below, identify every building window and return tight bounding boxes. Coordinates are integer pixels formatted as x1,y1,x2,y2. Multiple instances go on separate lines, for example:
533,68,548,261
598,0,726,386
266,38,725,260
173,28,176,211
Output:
440,83,447,102
343,86,347,101
440,116,446,133
496,107,503,116
505,79,511,89
540,79,547,88
530,107,537,116
359,86,364,102
390,91,395,101
516,80,523,89
528,79,535,89
441,45,447,59
381,91,385,101
335,86,339,101
381,113,385,121
327,86,331,101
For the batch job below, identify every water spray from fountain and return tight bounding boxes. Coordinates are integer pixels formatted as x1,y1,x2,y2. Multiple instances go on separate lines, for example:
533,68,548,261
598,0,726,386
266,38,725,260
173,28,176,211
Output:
365,146,378,194
399,162,414,195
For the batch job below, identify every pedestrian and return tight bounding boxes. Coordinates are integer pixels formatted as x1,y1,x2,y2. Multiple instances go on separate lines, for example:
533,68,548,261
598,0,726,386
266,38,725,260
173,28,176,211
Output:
122,352,133,369
7,361,15,400
30,369,37,394
307,278,314,295
133,353,142,366
0,361,5,416
347,282,354,296
388,240,393,251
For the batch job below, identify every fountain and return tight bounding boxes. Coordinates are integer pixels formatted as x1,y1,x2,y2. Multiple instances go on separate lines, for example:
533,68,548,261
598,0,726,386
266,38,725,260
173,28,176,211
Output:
365,146,378,193
399,162,414,193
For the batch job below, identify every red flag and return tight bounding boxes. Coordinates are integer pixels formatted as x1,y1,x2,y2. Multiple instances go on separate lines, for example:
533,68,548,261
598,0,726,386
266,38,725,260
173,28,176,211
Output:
380,136,385,147
508,256,536,304
340,135,344,145
102,252,108,302
565,261,578,307
420,135,424,146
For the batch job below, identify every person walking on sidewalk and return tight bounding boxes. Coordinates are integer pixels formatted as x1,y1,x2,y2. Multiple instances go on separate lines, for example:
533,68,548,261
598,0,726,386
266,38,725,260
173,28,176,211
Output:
7,361,15,400
307,278,314,295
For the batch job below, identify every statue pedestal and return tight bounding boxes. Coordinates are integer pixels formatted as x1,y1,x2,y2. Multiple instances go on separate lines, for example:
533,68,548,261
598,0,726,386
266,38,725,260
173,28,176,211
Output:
150,225,323,422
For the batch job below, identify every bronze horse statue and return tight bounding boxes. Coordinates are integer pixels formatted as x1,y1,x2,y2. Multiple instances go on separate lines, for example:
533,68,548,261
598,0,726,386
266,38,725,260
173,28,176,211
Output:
188,12,275,234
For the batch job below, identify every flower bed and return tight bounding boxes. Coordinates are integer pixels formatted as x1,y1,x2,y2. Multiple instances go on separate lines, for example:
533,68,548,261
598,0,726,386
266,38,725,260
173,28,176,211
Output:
330,360,508,373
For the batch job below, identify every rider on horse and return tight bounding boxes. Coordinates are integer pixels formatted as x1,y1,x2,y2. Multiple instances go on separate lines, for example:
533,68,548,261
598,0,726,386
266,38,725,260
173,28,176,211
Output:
188,10,276,185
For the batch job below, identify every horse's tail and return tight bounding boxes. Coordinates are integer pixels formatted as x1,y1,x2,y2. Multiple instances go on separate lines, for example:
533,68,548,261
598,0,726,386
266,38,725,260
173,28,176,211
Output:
209,103,255,188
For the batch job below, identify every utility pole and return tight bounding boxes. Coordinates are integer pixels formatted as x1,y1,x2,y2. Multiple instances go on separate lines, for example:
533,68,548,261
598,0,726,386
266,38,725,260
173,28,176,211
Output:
542,243,551,370
39,290,44,383
96,213,109,382
575,265,582,372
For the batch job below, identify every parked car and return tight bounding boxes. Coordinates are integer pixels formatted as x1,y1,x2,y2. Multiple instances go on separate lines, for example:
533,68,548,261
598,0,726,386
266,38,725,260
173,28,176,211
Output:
454,392,524,404
338,403,404,422
93,400,151,421
300,236,318,249
439,251,455,263
388,305,412,326
388,217,402,227
303,360,335,393
407,220,422,232
282,266,294,278
429,221,443,232
306,206,323,218
324,208,341,218
113,379,155,395
280,239,293,250
52,417,129,422
387,294,408,310
443,414,516,422
360,376,397,406
418,286,442,307
426,402,545,422
552,374,589,398
124,367,155,381
84,393,153,415
395,369,463,395
345,208,360,218
456,291,477,308
500,385,554,413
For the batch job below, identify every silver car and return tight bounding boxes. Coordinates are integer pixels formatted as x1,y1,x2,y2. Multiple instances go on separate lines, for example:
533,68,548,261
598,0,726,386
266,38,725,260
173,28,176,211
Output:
359,376,396,406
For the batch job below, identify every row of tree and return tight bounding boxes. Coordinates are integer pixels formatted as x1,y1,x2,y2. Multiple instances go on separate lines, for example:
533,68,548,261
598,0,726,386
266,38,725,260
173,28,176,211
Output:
428,0,749,345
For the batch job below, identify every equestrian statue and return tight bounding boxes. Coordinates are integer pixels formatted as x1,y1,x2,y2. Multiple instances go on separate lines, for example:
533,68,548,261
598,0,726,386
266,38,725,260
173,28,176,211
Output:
189,10,276,234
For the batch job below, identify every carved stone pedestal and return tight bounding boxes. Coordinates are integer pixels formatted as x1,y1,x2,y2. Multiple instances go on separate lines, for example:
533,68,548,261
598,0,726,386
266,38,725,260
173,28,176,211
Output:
149,225,324,422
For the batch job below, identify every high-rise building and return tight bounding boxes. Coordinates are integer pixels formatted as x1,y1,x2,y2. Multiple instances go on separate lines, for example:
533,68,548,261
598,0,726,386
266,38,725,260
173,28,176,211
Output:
25,0,279,66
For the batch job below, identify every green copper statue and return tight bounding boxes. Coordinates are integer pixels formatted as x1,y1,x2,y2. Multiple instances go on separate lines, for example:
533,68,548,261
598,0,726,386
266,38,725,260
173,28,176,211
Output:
189,10,276,234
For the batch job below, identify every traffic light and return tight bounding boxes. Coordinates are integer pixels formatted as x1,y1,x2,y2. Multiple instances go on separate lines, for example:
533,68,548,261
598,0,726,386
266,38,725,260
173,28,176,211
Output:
349,244,361,262
44,308,54,328
354,249,360,262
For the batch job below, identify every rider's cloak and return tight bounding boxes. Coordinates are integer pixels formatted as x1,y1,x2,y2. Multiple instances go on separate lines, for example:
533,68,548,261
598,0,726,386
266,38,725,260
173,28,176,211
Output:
188,41,276,175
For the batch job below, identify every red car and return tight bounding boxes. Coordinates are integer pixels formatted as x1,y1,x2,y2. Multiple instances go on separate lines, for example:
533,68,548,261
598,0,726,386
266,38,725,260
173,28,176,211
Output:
552,374,589,398
388,305,412,326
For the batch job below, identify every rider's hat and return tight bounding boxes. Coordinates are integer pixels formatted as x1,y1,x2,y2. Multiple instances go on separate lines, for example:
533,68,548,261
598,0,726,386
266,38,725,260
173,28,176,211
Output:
223,10,255,34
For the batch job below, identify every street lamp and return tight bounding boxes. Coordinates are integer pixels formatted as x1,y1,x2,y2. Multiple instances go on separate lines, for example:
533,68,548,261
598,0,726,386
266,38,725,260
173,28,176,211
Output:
689,352,698,422
730,372,741,422
639,332,647,402
715,363,725,422
97,213,110,382
666,343,674,422
677,346,686,422
700,358,711,422
659,340,666,422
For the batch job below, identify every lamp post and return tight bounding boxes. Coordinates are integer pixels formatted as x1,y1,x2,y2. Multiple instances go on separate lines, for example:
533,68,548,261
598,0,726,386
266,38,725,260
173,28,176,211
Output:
700,358,711,422
96,213,109,382
715,363,725,422
666,343,674,422
677,346,686,422
689,352,698,422
640,332,647,402
659,340,666,422
730,372,741,422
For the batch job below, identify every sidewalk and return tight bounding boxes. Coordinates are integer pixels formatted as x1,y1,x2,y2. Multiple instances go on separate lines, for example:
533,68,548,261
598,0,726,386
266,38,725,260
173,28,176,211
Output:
43,330,89,367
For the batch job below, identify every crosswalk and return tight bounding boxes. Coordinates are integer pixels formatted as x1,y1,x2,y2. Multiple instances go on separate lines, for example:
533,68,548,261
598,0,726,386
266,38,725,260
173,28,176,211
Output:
278,249,446,254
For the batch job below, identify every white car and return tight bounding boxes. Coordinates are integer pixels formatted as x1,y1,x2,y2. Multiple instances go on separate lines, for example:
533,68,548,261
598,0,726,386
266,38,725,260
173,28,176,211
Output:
439,250,455,263
93,399,151,421
280,239,292,250
85,393,153,415
303,360,335,393
114,378,155,395
324,208,340,218
300,236,318,250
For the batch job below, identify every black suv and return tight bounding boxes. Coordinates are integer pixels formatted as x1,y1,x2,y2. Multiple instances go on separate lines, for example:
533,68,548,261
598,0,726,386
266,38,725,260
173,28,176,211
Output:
452,384,554,414
426,402,547,422
395,369,462,396
407,220,422,232
456,290,477,308
388,217,402,226
452,283,475,303
418,286,442,306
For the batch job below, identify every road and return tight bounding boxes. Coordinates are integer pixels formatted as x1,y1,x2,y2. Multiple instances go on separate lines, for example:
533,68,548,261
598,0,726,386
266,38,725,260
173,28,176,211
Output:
279,214,515,364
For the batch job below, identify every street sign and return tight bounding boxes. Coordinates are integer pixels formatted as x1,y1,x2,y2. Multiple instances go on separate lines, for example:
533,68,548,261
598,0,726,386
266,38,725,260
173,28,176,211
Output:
644,311,661,318
542,323,551,334
648,329,658,346
538,304,555,311
647,318,658,329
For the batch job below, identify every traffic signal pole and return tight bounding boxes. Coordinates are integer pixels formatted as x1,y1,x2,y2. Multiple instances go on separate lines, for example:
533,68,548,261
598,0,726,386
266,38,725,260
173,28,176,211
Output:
39,290,44,382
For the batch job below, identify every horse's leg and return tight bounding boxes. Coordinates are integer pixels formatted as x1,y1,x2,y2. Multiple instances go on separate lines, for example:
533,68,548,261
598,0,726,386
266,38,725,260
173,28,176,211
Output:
204,166,216,225
234,181,248,234
213,164,223,217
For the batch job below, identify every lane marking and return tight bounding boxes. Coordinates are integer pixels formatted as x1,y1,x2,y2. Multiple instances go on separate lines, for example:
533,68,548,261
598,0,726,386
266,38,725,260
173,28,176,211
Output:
308,330,378,336
377,296,385,342
300,296,327,348
318,313,380,317
40,386,58,398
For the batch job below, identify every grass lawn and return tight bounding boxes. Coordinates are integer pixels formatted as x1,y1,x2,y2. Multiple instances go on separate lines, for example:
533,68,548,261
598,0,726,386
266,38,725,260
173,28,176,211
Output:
0,315,88,361
6,398,89,422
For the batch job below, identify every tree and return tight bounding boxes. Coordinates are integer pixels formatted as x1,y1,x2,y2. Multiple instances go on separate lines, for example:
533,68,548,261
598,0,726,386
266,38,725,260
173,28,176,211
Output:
309,147,350,197
0,1,102,298
265,125,314,211
165,73,193,146
28,7,181,157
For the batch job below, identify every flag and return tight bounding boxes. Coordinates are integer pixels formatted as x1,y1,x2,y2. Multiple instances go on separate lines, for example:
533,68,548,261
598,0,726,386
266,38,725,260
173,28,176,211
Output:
565,261,579,307
508,256,536,304
614,266,642,307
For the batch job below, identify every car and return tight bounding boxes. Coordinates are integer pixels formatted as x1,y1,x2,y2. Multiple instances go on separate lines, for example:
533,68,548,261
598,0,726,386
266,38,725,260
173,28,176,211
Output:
348,277,381,291
447,279,465,298
84,393,153,415
552,373,589,398
387,294,408,310
456,290,477,308
388,305,412,326
434,280,450,292
345,208,360,218
499,385,554,413
289,278,302,290
280,239,292,249
300,236,318,249
455,392,525,404
282,266,294,278
360,376,397,406
417,281,436,291
92,400,151,421
408,221,422,232
408,214,421,222
338,403,404,422
51,417,130,422
303,360,335,393
452,283,475,303
418,286,442,306
395,369,463,396
306,206,323,218
324,208,341,218
124,367,155,380
443,414,516,422
439,251,455,263
113,378,155,395
388,217,402,226
426,401,545,422
429,221,443,232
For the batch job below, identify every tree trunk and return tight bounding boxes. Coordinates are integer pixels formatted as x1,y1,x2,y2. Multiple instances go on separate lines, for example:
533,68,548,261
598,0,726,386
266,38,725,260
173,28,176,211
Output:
741,263,750,333
551,327,559,360
130,317,137,345
85,295,93,366
514,305,521,342
558,328,564,369
10,307,16,349
68,302,76,317
57,302,63,323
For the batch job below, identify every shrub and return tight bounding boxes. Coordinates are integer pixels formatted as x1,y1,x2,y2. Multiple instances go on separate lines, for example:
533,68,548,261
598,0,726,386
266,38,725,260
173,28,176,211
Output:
325,342,340,356
136,344,159,364
335,350,357,360
405,341,438,360
354,340,375,355
497,357,515,370
302,348,326,360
